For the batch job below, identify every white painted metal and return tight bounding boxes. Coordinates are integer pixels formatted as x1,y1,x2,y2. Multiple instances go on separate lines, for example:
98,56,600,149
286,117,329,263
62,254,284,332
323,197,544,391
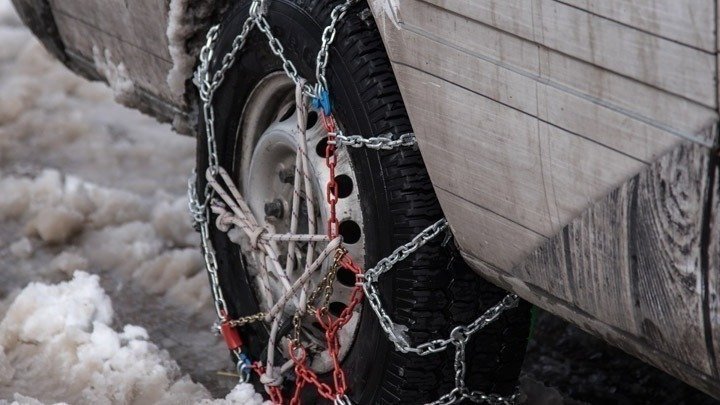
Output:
237,73,365,372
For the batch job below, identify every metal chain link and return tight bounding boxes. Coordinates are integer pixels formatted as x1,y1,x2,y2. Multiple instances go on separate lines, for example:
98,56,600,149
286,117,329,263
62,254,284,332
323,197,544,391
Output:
190,14,254,323
315,0,360,94
188,8,260,385
227,311,268,328
189,1,520,403
332,132,417,150
254,14,316,97
188,0,369,398
361,219,521,404
306,247,346,314
290,247,345,347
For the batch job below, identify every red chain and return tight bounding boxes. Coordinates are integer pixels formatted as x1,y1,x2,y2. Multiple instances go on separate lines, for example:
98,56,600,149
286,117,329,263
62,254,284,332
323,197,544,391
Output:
289,342,335,403
317,254,364,396
323,114,340,239
252,362,284,404
248,113,363,404
281,113,365,404
287,251,364,404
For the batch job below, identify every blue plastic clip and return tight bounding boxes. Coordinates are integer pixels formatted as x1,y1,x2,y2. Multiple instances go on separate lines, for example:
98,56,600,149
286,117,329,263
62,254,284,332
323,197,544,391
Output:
236,351,253,383
311,88,333,115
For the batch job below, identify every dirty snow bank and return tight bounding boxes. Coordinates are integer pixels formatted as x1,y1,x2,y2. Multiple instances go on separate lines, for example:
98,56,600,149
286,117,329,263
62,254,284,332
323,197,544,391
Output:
0,0,208,314
0,0,257,400
0,168,210,313
0,272,206,404
0,272,266,405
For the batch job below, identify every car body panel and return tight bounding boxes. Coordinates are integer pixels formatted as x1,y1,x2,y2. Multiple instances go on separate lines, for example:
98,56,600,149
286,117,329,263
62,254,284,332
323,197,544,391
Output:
368,0,720,396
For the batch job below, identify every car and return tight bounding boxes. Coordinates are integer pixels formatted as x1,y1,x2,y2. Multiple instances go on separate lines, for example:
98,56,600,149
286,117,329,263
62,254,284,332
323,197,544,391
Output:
13,0,720,403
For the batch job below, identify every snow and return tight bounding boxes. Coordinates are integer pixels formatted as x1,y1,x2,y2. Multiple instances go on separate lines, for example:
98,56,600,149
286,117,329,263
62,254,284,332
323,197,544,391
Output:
0,1,266,403
0,272,266,405
92,47,137,105
0,272,208,404
8,239,31,260
166,0,195,98
165,0,231,108
31,206,85,244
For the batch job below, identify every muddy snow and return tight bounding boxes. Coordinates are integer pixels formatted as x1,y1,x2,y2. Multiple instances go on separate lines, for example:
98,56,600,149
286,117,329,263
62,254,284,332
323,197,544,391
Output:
0,1,265,403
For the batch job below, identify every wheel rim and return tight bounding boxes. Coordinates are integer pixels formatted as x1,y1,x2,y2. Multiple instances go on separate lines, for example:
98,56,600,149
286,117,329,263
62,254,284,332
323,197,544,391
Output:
233,72,366,373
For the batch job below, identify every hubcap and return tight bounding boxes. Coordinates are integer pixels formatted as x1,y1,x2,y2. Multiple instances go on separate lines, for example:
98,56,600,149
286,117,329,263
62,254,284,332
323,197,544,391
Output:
235,72,365,372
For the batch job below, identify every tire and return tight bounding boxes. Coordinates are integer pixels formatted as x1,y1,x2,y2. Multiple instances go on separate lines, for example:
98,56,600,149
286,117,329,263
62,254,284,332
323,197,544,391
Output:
196,1,533,403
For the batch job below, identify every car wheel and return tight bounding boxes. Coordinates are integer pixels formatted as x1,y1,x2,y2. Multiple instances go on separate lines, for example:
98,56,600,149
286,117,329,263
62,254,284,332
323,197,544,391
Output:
196,1,532,403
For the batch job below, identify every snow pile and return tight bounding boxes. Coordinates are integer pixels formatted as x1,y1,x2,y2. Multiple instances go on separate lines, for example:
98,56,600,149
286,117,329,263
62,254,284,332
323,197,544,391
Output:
200,385,267,405
0,169,209,312
0,272,209,404
0,1,194,195
0,0,261,401
0,13,205,308
0,272,266,405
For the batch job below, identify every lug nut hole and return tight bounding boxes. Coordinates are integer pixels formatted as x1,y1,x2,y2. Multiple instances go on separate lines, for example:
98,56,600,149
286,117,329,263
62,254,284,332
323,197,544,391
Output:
329,301,348,317
306,111,319,129
336,267,356,287
334,174,353,198
278,104,296,122
316,137,329,158
339,220,361,244
264,199,284,219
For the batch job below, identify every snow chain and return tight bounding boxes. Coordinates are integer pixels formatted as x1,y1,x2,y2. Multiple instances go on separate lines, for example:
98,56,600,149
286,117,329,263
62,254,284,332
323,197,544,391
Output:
187,1,521,404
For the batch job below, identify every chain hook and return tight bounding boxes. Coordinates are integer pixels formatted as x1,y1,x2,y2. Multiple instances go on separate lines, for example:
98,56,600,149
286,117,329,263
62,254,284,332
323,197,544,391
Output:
235,350,253,383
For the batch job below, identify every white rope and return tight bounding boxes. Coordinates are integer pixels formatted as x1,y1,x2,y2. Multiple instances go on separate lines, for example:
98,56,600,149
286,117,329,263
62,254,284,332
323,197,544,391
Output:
263,317,283,390
206,167,298,299
285,132,303,277
265,236,342,322
214,207,330,243
296,79,318,315
257,235,341,387
252,250,275,310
